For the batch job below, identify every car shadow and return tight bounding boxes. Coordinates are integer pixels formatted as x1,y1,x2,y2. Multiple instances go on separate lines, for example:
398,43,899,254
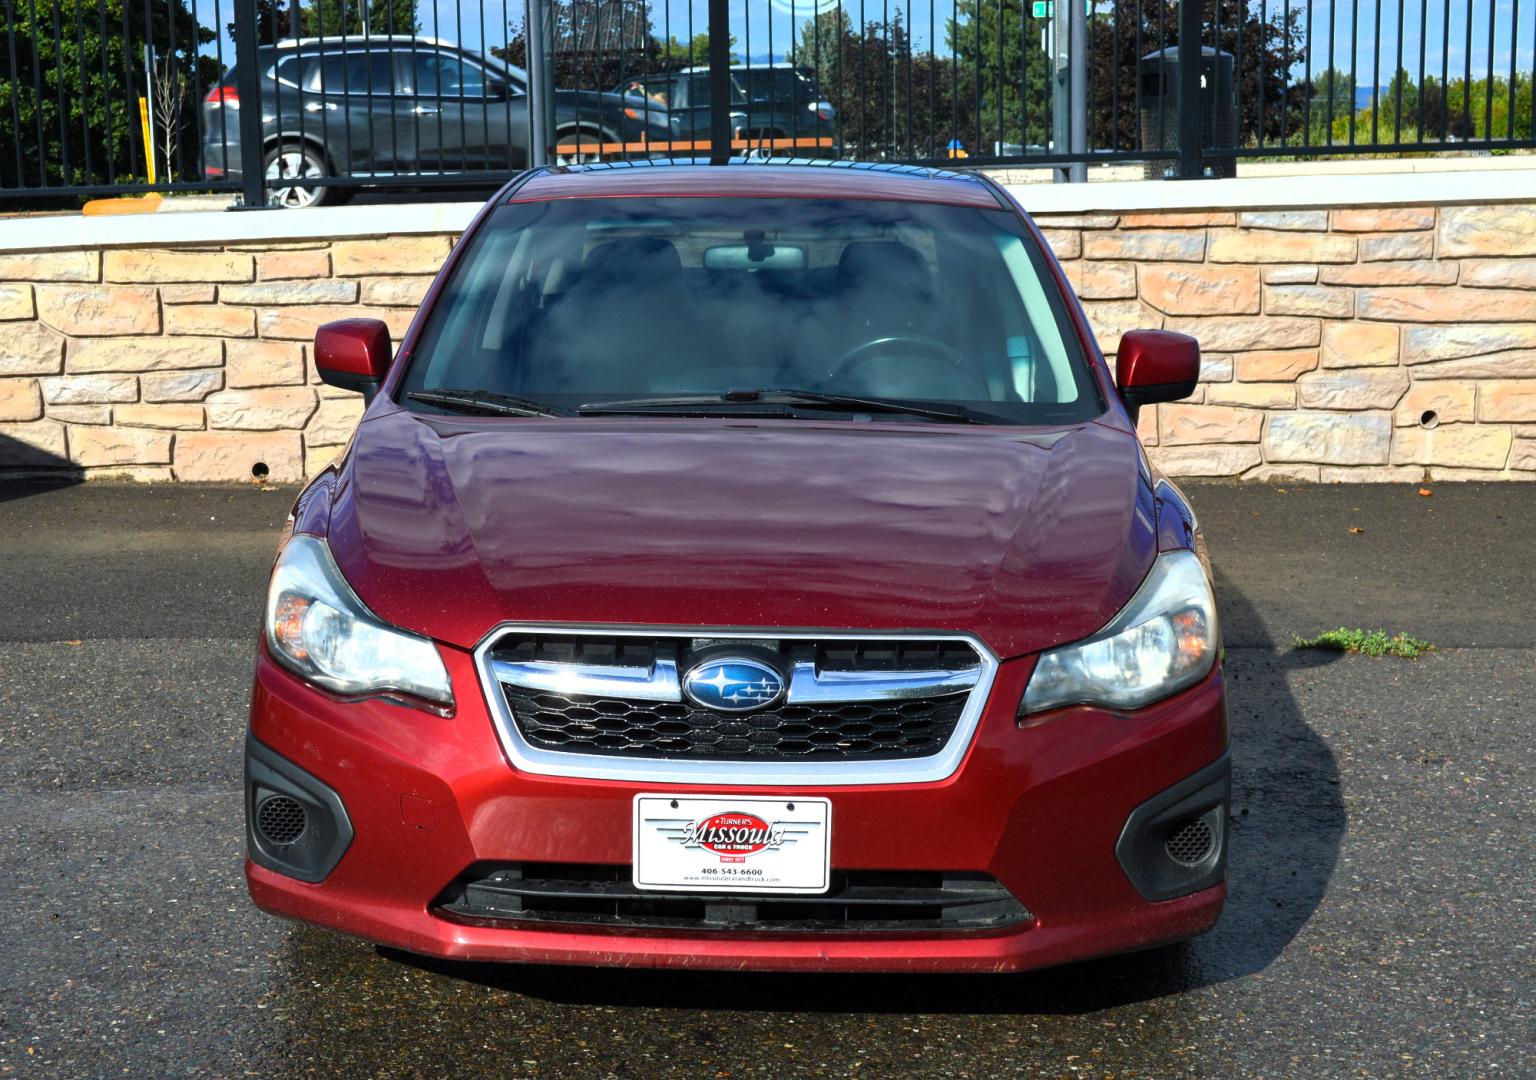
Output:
374,573,1346,1016
0,433,82,504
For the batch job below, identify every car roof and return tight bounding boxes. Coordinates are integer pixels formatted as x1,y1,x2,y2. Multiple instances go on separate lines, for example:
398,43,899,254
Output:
509,160,1007,210
677,62,810,73
273,35,452,48
258,37,528,79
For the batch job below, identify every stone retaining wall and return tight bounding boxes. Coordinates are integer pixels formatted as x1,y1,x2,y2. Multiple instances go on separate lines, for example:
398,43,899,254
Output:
1,198,1534,482
0,236,450,482
1040,202,1536,481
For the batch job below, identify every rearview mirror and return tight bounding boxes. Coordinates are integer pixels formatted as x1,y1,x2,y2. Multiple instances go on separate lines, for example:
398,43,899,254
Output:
315,318,392,402
1115,329,1200,422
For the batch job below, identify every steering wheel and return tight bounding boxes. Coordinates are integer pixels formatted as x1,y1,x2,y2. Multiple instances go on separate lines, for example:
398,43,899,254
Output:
827,334,972,386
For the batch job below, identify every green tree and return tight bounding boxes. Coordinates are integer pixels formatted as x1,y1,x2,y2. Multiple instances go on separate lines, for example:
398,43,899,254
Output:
491,0,726,91
301,0,419,37
1457,74,1532,140
1377,66,1419,130
1306,67,1356,142
227,0,417,44
655,32,734,68
793,5,847,87
795,9,960,159
0,0,215,193
1289,68,1529,150
248,0,288,43
947,0,1052,152
1417,74,1453,138
225,0,294,45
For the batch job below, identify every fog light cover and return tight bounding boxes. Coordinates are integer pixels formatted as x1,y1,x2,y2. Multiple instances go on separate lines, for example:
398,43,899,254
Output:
245,734,353,883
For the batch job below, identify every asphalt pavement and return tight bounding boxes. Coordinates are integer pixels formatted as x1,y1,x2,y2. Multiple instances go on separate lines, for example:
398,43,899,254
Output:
0,479,1532,1079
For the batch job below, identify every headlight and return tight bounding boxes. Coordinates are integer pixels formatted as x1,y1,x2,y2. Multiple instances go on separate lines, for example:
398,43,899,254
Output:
1022,549,1218,714
265,534,453,707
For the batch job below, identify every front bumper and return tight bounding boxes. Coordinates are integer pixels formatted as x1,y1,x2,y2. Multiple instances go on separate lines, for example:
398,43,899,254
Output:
246,642,1228,973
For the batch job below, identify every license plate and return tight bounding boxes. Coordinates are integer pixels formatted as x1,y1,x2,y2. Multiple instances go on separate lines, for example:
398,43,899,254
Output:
632,795,831,894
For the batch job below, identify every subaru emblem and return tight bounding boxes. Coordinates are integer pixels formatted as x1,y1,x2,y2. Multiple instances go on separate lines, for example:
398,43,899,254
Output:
682,657,786,713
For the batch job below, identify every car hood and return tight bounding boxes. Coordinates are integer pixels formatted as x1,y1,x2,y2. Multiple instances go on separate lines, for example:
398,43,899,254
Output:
325,410,1157,659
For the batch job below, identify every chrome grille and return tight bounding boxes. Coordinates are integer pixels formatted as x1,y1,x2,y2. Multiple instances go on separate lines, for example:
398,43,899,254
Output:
502,684,967,760
474,627,998,785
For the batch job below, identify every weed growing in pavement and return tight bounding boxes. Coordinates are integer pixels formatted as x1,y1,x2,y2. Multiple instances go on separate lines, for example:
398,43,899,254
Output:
1292,628,1436,659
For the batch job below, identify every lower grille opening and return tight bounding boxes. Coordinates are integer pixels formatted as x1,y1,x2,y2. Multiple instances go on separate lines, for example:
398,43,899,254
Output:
436,863,1032,933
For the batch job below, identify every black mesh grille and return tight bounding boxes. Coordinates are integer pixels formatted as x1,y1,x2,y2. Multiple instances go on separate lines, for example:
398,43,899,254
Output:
256,794,307,846
1165,817,1215,866
502,685,967,761
814,641,981,671
498,635,659,667
438,864,1032,933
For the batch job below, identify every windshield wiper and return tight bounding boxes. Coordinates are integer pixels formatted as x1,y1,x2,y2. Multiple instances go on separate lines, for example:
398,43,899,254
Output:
578,388,1001,424
408,389,569,418
761,388,1006,424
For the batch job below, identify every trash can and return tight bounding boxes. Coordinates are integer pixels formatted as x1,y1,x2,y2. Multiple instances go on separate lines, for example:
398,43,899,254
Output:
1137,45,1238,178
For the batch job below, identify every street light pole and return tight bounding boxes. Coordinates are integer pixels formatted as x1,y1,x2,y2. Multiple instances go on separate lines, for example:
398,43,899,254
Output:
1068,0,1087,182
527,0,552,165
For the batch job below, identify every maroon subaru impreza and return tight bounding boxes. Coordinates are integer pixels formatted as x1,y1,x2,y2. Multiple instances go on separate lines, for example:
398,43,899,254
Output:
246,160,1227,973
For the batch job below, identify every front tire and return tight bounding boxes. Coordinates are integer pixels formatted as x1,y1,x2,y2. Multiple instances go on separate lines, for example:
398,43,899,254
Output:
263,143,332,207
555,128,609,166
741,129,789,157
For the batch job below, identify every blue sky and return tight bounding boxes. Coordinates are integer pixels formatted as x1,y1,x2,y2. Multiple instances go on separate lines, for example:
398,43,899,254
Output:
1298,0,1534,86
191,0,1534,84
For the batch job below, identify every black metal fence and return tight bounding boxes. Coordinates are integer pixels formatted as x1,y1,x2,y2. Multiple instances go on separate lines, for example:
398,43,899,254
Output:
2,0,1532,204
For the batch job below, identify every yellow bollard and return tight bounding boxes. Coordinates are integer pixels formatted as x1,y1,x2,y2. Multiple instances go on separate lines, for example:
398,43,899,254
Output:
138,96,155,184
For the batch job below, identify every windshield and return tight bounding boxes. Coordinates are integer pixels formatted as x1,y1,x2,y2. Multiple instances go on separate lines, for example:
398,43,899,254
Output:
400,196,1101,425
742,67,821,103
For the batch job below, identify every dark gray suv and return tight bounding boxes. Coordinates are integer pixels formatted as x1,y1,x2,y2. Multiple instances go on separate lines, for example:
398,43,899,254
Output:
202,36,671,206
616,63,836,154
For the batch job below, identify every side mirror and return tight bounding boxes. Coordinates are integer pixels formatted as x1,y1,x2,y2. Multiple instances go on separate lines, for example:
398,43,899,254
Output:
486,79,509,101
315,318,391,402
1115,329,1200,423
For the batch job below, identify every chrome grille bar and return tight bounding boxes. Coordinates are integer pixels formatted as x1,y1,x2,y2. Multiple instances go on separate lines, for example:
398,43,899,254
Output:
785,661,979,704
490,657,682,702
491,655,980,705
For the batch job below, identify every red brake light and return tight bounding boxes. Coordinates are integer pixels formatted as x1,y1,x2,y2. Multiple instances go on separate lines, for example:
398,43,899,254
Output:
205,85,239,108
